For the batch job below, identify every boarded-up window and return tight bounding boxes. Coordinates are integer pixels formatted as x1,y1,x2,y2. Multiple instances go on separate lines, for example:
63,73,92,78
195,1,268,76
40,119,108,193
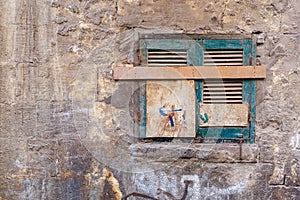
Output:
138,38,257,143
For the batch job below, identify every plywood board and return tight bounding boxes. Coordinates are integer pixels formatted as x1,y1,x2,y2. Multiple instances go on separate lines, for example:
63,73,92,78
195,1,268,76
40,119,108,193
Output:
199,104,249,127
113,66,266,80
146,80,196,137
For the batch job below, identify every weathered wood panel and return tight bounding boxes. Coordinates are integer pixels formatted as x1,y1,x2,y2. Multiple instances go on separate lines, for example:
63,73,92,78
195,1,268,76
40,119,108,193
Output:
146,80,195,138
199,104,249,127
113,66,266,80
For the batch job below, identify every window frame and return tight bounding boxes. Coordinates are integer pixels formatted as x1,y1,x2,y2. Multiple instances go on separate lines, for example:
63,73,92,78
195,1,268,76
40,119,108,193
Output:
138,36,257,143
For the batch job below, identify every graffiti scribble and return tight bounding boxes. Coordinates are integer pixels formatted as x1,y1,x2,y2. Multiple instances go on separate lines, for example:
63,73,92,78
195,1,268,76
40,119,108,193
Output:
199,113,209,124
157,104,186,137
122,180,192,200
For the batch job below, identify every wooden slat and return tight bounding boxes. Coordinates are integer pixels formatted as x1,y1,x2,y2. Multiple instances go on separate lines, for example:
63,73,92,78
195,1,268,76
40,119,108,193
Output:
148,55,187,58
148,51,187,55
204,58,243,62
114,66,266,80
204,54,243,58
199,104,249,127
148,63,185,67
204,50,243,54
203,96,243,99
203,100,243,103
203,63,243,66
203,91,243,95
148,59,187,63
203,87,243,91
203,83,243,87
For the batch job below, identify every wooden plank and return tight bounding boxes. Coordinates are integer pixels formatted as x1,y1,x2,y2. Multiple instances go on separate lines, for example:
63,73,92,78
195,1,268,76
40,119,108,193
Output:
199,104,249,127
146,80,196,138
113,66,266,80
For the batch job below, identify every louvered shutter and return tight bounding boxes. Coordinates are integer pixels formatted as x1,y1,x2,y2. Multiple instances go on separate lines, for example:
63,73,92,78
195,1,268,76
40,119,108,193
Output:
197,39,255,142
140,39,197,138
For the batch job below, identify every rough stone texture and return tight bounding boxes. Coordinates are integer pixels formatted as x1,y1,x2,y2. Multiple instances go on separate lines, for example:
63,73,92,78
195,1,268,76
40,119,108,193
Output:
0,0,299,199
130,143,259,163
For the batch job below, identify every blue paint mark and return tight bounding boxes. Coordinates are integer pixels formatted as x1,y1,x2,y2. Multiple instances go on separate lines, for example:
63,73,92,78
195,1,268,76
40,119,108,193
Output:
169,115,175,127
159,107,183,116
182,113,186,125
166,109,183,112
159,106,168,116
159,105,185,129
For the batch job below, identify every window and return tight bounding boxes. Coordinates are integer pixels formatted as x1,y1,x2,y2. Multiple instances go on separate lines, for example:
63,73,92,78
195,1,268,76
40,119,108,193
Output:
114,35,265,143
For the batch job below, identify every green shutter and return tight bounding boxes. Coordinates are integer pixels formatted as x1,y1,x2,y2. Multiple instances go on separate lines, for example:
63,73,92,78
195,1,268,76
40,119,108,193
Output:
140,39,198,138
196,39,255,143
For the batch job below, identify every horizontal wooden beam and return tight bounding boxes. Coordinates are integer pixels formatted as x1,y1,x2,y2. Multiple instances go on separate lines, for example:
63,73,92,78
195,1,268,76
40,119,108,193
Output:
113,66,266,80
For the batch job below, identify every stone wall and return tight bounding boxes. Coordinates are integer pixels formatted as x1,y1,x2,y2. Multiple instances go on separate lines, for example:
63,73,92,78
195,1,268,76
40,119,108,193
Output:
0,0,299,199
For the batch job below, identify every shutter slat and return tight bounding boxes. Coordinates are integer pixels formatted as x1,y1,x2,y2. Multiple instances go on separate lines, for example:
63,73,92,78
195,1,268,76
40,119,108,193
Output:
203,99,243,103
204,50,243,54
204,58,243,62
149,59,187,63
203,96,242,100
203,91,243,95
203,83,243,87
203,63,244,66
203,87,243,91
148,51,187,55
148,63,186,67
148,55,187,58
204,54,243,58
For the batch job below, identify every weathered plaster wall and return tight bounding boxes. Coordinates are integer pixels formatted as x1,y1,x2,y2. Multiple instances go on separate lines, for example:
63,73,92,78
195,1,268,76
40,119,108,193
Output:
0,0,299,199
